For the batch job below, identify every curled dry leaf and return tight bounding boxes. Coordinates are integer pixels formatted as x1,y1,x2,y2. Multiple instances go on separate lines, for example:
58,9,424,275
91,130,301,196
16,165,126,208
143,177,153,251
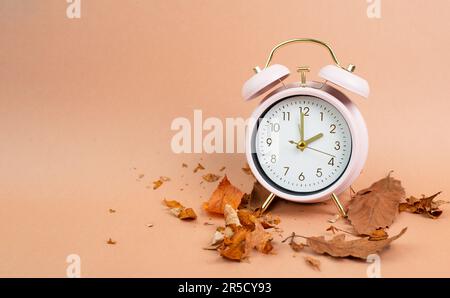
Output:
399,192,447,219
224,204,241,226
304,227,407,259
163,199,197,220
193,163,205,173
202,173,221,183
347,173,405,235
304,256,321,271
203,176,244,214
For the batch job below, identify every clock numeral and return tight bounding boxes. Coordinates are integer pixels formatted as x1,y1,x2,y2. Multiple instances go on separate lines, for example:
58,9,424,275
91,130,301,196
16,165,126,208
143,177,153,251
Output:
299,107,310,116
334,141,341,150
270,154,277,163
320,112,324,122
328,157,335,166
316,168,323,177
298,172,305,181
269,123,280,132
266,138,272,146
329,124,336,134
282,111,290,121
283,166,289,176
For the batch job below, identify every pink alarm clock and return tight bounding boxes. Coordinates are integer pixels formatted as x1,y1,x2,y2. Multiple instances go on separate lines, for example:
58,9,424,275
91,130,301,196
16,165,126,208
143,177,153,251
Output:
243,38,369,204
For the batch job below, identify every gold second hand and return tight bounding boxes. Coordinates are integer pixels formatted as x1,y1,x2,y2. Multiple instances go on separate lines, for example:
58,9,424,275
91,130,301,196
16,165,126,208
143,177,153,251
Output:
306,146,336,158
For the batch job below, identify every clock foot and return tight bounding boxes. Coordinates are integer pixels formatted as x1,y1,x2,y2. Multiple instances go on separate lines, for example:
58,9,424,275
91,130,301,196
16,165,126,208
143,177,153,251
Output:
331,193,348,218
260,193,276,214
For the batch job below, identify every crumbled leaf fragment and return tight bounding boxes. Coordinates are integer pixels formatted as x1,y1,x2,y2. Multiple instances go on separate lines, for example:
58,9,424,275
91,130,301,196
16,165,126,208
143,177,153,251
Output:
220,226,249,261
304,256,321,271
224,204,241,226
107,238,117,245
202,173,221,182
153,180,163,190
399,192,446,219
163,199,197,220
219,166,226,172
347,173,405,235
193,163,205,173
245,222,273,254
108,209,116,213
203,175,244,214
182,163,188,168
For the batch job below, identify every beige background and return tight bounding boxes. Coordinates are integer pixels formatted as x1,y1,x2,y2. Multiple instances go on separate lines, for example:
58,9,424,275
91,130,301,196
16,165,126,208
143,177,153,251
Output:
0,0,449,277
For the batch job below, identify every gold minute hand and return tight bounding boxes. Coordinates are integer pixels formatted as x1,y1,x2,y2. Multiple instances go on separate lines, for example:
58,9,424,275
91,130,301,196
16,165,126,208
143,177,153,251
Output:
304,133,324,146
299,112,304,142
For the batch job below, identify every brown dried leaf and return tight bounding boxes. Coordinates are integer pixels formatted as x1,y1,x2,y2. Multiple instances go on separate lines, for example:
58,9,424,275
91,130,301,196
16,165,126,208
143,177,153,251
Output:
219,166,226,172
108,208,116,213
182,163,188,168
347,173,405,235
246,181,271,211
399,192,446,219
237,209,257,231
202,173,221,183
203,175,244,214
152,179,163,190
224,204,241,226
305,227,407,259
178,208,197,220
304,256,321,271
193,163,205,173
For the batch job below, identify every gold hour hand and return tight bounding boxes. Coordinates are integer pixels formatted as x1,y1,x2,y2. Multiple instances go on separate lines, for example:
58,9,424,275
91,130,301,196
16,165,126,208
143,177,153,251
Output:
304,133,323,146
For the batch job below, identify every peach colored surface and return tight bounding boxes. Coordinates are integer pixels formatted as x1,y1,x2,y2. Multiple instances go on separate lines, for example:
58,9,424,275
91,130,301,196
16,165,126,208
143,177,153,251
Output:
1,0,449,277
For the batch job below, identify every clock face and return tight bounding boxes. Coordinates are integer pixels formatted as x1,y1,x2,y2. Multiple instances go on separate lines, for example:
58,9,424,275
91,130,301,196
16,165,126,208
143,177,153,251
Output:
253,95,352,194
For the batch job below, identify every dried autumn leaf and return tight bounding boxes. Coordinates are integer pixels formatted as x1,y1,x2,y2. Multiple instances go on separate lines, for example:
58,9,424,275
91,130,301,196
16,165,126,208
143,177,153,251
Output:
399,192,446,219
246,181,272,211
304,256,321,271
304,227,407,259
163,199,197,220
347,173,405,235
193,163,205,173
203,175,244,214
202,173,221,183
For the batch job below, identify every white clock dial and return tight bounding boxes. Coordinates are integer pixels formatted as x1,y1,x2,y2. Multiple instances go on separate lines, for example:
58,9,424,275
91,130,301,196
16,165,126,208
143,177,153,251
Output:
254,95,352,193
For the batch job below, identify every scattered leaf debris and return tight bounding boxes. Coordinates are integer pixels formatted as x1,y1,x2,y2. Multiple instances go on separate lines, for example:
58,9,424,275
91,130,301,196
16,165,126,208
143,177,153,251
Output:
152,176,171,190
138,174,145,179
193,163,205,173
304,256,321,271
219,166,226,172
202,173,221,183
163,199,197,220
241,163,252,176
107,238,117,245
108,209,116,213
146,223,154,228
203,175,244,214
182,163,188,168
347,172,405,235
399,192,447,219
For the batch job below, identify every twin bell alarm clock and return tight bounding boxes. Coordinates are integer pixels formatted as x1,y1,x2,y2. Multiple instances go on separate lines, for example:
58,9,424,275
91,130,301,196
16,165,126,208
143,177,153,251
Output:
242,38,369,209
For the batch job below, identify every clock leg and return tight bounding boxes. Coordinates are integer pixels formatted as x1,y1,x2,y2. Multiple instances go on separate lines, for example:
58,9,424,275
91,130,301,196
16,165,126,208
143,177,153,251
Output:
331,193,348,218
260,193,276,214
